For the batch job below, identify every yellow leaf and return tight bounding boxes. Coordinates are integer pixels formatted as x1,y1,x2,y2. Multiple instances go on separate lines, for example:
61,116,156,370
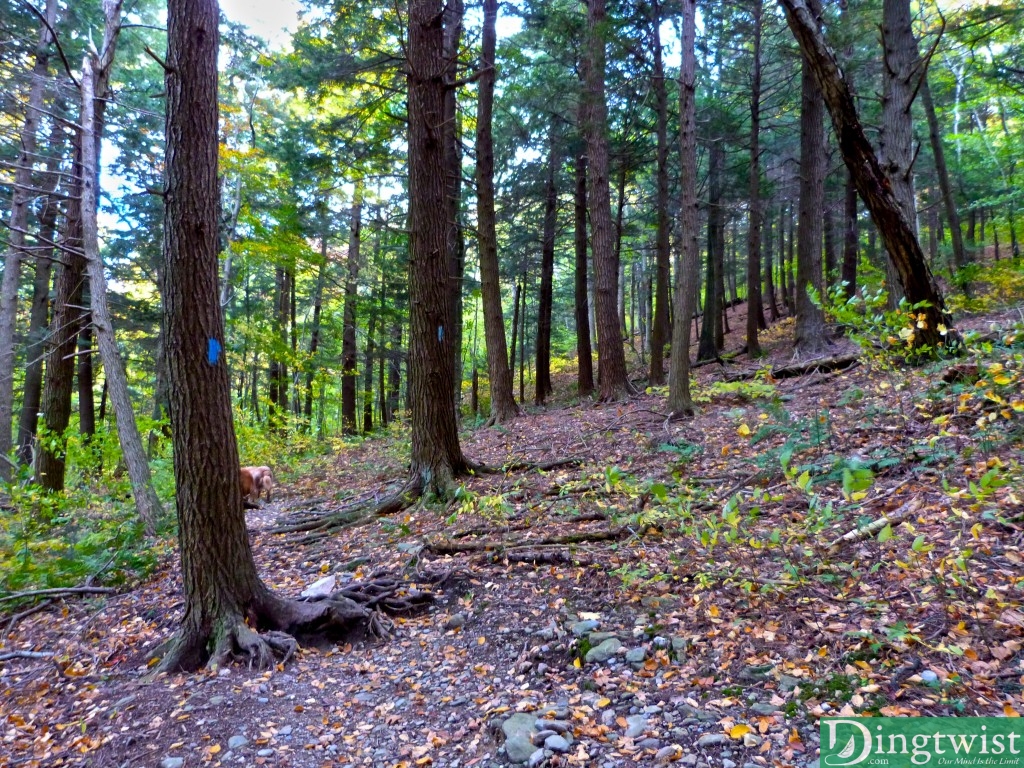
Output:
994,375,1013,385
1005,703,1020,718
208,744,221,755
971,523,984,539
596,698,611,708
737,424,751,437
573,657,581,668
416,758,433,765
709,605,720,618
478,636,486,645
730,724,752,739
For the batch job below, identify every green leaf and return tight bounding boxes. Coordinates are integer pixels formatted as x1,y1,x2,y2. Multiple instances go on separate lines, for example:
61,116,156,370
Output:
877,524,893,543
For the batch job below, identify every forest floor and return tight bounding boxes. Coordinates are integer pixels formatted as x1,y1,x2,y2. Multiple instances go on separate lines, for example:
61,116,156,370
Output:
3,299,1024,768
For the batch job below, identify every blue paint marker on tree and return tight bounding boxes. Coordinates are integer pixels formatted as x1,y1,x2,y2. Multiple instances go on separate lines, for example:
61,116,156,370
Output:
208,338,222,365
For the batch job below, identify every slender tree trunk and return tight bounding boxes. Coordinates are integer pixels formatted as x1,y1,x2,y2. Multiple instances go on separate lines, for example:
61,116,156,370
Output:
77,320,96,441
667,0,699,415
583,0,633,400
535,128,557,405
475,0,518,423
341,185,363,435
792,0,829,357
17,127,63,466
81,52,162,533
573,150,595,397
408,0,468,493
842,171,859,297
614,164,628,336
0,0,59,477
509,279,521,374
387,322,402,423
780,0,947,347
765,205,780,322
746,0,765,357
698,139,724,361
921,77,967,272
303,213,329,427
362,279,378,434
444,0,465,412
648,0,670,385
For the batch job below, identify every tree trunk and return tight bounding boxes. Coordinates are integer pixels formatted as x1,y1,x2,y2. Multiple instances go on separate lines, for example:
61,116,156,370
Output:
574,149,595,397
614,165,628,337
387,322,402,423
443,0,465,412
475,0,518,423
0,0,59,478
583,0,633,401
77,319,96,442
746,0,765,357
535,128,557,405
764,205,779,322
779,0,947,347
362,277,378,434
80,53,162,534
407,0,468,494
509,279,521,374
648,0,670,386
303,211,329,427
17,126,64,466
792,0,829,357
667,0,699,415
341,185,362,435
698,139,724,361
841,170,859,297
921,77,967,272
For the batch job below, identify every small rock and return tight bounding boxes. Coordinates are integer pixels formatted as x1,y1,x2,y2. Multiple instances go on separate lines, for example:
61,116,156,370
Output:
639,738,663,750
807,760,820,768
300,574,336,599
228,735,248,750
397,542,423,555
528,748,547,768
778,674,801,691
545,734,571,753
505,734,536,764
585,638,622,663
723,760,737,768
920,670,938,684
743,733,762,748
625,715,648,739
653,636,670,648
750,703,778,715
445,613,467,629
257,749,274,757
589,631,619,644
536,719,571,734
626,648,647,664
534,625,557,640
601,709,618,727
681,754,698,765
278,725,293,736
161,760,184,768
209,696,225,706
571,619,600,636
696,734,729,748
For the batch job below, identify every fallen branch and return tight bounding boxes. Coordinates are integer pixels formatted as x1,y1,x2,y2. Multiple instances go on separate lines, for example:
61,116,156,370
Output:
426,526,629,556
727,354,860,382
827,498,922,552
0,650,53,661
0,586,117,605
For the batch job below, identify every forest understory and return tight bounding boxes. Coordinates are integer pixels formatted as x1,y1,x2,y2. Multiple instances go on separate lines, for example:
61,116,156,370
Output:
3,299,1024,768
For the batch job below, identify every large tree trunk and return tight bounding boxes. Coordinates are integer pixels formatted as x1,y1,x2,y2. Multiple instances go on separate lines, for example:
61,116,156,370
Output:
667,0,699,416
779,0,947,347
80,52,162,534
878,0,919,308
648,0,670,386
535,129,557,405
0,0,59,479
746,0,765,358
407,0,468,494
792,0,829,357
582,0,633,401
921,77,967,273
475,0,518,423
573,149,595,397
341,186,362,435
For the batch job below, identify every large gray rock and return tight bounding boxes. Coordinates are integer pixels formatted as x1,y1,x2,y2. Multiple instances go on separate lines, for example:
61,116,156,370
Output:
625,714,648,739
696,734,729,747
586,638,622,663
503,713,539,764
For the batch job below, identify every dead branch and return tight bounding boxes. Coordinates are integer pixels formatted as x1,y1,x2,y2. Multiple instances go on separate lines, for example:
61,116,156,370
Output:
826,498,922,552
0,586,116,605
425,526,629,556
727,354,860,382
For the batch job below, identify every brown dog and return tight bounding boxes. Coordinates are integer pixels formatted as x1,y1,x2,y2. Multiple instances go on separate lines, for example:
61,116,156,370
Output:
240,467,262,507
254,466,273,502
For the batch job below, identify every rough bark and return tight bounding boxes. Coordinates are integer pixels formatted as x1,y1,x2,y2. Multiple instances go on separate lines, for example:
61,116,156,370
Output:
535,129,557,405
841,171,858,297
0,0,59,478
303,214,329,427
77,319,96,442
648,0,670,386
443,0,465,411
921,77,967,272
407,0,469,494
698,139,724,361
475,0,518,423
582,0,633,401
573,150,594,397
792,0,829,357
745,0,765,356
779,0,947,347
341,186,362,435
667,0,699,416
362,276,378,434
80,54,162,534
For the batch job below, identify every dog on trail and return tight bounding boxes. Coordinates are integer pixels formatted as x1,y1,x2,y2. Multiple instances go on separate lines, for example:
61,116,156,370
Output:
253,465,273,502
240,465,274,506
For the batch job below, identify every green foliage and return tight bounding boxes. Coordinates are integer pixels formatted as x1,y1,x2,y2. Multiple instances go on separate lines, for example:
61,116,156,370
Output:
694,378,778,405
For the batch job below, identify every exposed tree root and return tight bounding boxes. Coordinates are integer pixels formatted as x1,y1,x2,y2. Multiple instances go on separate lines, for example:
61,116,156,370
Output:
501,457,584,472
270,478,424,537
425,526,629,556
726,354,859,382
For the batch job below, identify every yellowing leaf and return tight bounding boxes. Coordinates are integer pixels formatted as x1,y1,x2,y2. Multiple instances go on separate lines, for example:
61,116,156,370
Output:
708,605,720,618
573,657,581,668
596,698,611,708
971,523,984,539
1005,703,1020,718
477,636,486,645
737,424,751,437
994,375,1013,385
208,744,221,755
729,724,752,739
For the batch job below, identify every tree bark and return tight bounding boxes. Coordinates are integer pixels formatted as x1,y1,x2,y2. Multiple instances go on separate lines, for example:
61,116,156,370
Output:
574,150,595,397
667,0,699,416
475,0,518,423
841,170,859,297
0,0,59,478
303,209,330,428
535,128,557,405
80,53,162,534
407,0,468,494
698,139,724,361
443,0,465,412
779,0,947,347
362,274,379,434
648,0,670,386
792,0,829,357
341,185,363,435
77,319,96,442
